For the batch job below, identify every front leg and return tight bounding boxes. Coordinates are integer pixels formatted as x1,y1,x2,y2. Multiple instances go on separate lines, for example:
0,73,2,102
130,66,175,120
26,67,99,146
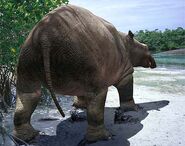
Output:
114,74,138,112
85,88,111,142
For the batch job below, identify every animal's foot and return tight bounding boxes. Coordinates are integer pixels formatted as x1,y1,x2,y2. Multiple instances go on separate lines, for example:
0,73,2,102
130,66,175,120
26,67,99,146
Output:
85,125,112,142
120,99,141,112
70,109,86,122
114,108,139,124
13,123,39,142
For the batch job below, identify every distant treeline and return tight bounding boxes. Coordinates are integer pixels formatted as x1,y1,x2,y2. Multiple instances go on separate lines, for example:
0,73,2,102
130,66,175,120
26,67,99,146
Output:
135,27,185,53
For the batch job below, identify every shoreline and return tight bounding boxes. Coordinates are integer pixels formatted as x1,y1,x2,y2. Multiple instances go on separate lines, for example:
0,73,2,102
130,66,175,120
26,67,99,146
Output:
155,48,185,55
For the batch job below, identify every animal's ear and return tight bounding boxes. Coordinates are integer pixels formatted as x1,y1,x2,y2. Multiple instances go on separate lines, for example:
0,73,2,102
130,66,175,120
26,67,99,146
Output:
128,30,134,39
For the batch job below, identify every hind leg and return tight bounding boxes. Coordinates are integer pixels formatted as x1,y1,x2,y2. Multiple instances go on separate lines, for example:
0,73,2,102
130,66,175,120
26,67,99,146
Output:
13,75,41,141
73,96,87,109
85,88,111,142
71,96,88,122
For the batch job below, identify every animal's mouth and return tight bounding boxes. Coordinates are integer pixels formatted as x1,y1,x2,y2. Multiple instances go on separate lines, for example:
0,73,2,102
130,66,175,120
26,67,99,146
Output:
148,55,157,68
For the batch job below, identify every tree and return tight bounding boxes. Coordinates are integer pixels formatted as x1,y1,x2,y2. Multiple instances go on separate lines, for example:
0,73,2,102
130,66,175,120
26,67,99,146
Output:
135,27,185,53
0,0,69,109
0,0,69,66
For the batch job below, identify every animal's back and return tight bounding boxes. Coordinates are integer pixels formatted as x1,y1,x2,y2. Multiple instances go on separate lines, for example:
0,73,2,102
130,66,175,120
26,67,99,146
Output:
19,4,130,96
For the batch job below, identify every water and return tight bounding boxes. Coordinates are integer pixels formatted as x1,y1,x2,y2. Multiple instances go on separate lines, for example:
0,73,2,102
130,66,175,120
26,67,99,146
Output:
135,54,185,95
0,54,185,146
134,67,185,95
153,54,185,68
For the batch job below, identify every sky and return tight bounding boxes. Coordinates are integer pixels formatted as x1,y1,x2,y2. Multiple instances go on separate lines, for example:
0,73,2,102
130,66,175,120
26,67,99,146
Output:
69,0,185,32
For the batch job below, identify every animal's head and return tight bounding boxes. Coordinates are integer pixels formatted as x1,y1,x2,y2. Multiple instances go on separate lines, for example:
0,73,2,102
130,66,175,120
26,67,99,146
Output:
121,30,156,68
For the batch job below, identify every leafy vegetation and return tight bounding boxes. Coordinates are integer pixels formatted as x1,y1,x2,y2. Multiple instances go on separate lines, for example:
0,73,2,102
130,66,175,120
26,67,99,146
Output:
135,27,185,52
0,0,69,111
0,0,69,65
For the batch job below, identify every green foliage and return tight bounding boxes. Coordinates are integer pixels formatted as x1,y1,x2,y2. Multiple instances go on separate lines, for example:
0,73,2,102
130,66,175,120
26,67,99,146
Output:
0,0,69,110
135,27,185,53
0,0,69,66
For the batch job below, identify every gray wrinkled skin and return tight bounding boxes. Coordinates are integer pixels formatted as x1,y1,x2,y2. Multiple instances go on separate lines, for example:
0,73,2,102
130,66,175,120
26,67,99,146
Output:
13,4,156,142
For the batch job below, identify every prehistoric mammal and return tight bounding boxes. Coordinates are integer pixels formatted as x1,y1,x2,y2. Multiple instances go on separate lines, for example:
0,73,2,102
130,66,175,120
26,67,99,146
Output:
73,31,156,112
13,4,156,143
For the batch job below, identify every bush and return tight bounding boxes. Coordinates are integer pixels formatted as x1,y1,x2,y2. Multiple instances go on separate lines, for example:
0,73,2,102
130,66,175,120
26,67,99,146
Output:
0,0,69,110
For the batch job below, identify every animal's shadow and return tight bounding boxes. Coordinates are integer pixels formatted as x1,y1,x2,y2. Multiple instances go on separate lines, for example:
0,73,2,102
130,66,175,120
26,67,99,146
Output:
34,100,169,146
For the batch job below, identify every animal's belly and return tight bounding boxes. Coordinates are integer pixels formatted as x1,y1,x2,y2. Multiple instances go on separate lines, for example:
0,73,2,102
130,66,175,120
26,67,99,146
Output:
48,69,104,96
53,81,88,96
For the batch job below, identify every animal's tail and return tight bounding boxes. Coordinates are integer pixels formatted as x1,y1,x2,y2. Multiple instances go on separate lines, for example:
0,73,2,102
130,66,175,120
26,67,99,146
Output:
43,48,65,117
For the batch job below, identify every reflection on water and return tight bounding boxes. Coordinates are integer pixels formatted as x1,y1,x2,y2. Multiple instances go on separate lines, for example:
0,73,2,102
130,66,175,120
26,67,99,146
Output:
0,54,185,145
